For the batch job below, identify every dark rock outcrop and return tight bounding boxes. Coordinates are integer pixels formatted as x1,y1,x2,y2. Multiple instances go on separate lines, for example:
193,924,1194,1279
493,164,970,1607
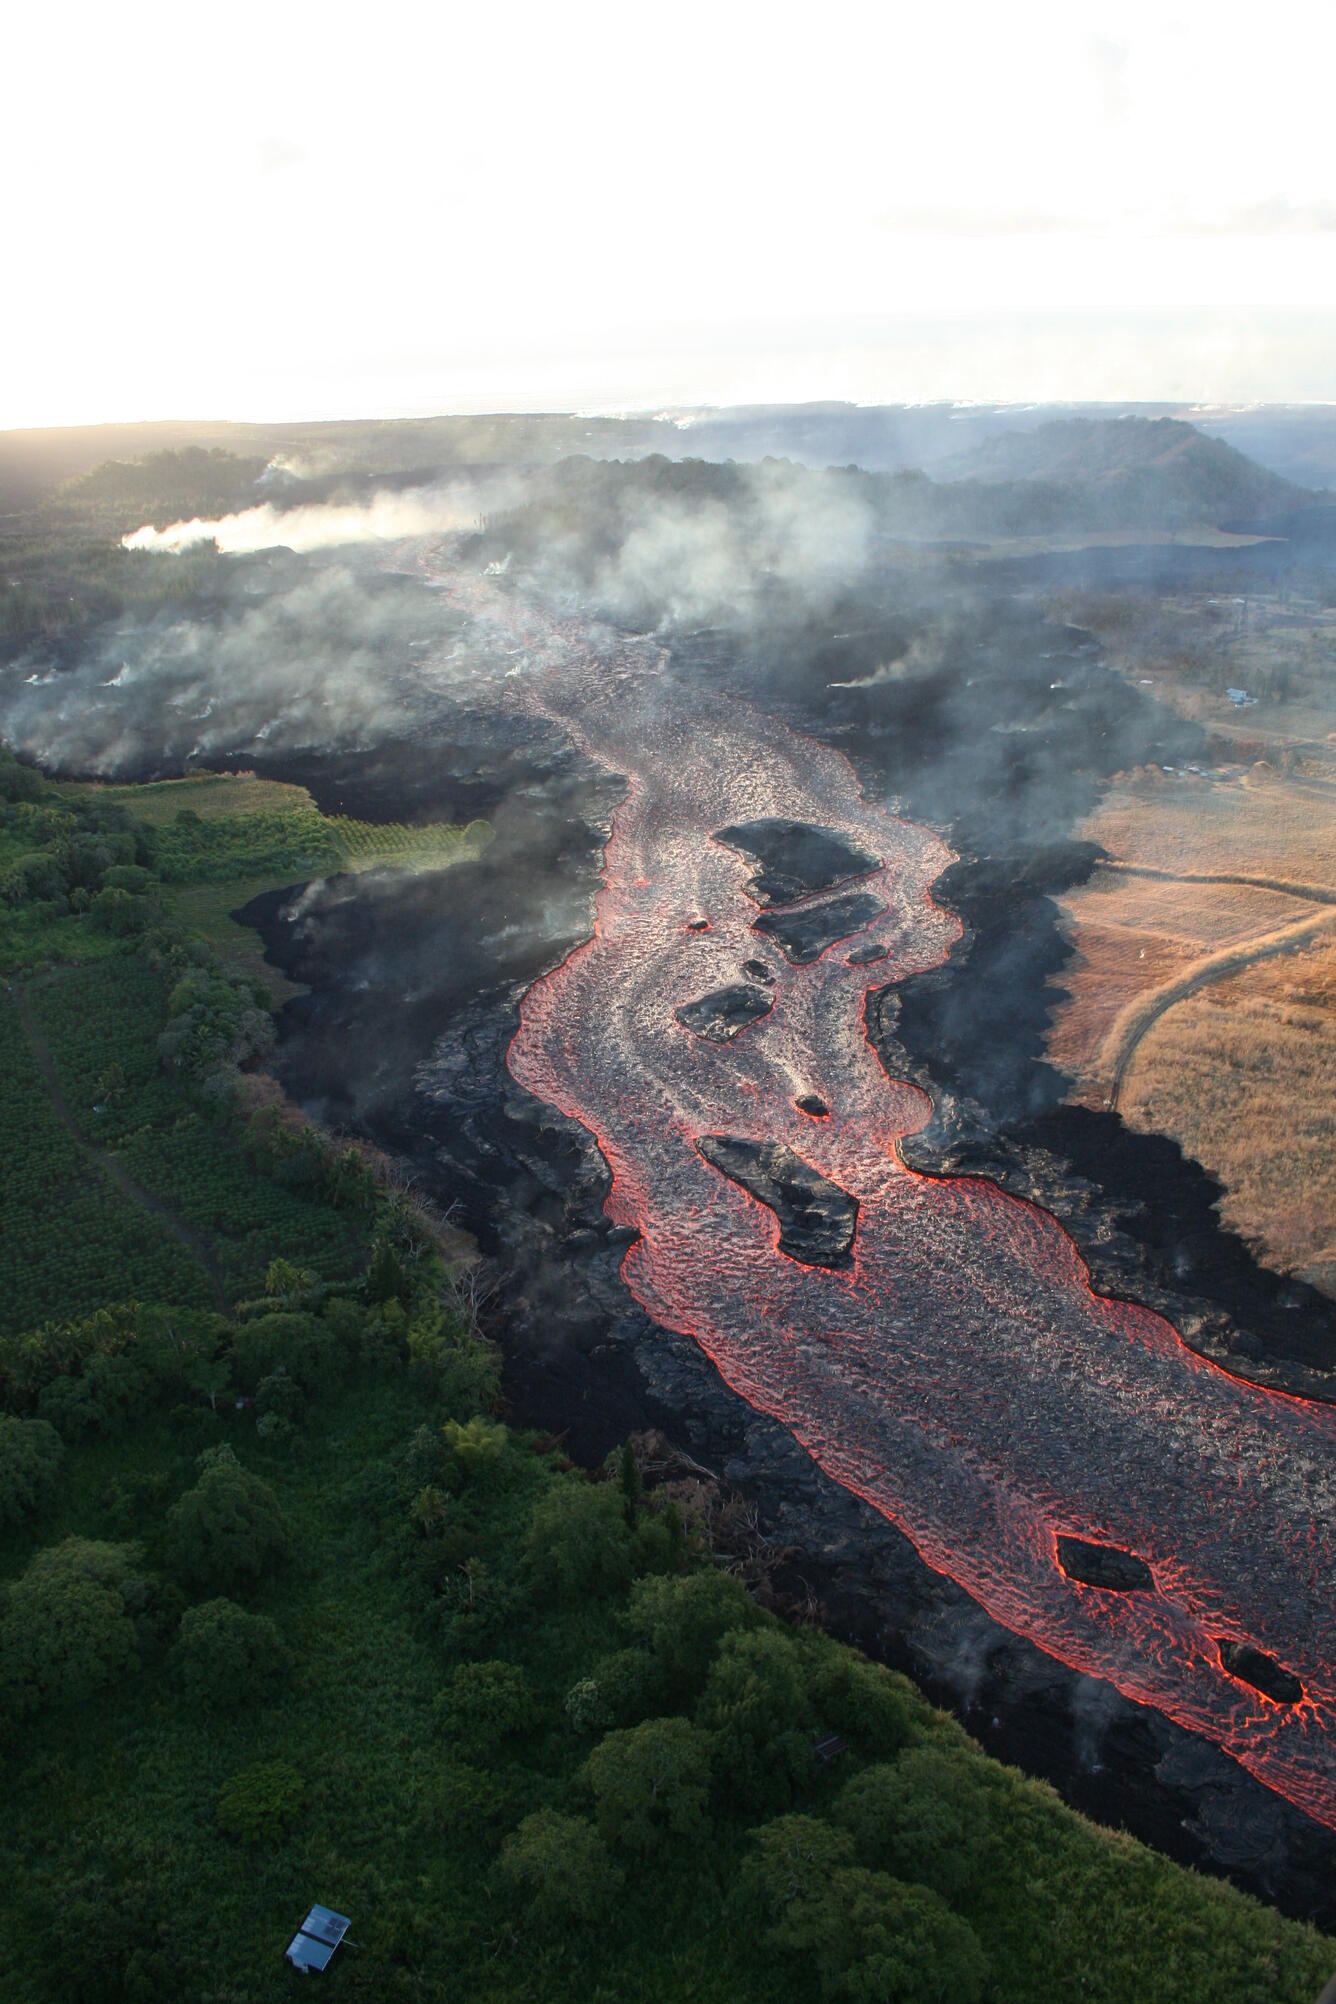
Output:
715,818,879,906
1219,1641,1304,1707
754,890,886,964
696,1135,858,1266
1056,1535,1155,1592
675,982,774,1042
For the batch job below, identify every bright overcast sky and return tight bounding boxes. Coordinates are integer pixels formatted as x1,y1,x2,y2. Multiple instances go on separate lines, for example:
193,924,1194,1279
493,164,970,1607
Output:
6,0,1336,427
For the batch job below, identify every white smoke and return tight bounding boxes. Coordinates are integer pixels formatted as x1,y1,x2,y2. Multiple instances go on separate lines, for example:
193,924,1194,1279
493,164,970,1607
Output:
121,481,497,557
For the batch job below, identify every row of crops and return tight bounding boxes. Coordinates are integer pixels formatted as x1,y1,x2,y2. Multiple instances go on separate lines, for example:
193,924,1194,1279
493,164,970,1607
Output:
0,996,213,1332
151,807,490,885
18,962,364,1319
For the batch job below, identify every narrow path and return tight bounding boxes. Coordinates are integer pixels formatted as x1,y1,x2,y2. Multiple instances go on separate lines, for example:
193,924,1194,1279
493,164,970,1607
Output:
13,982,231,1314
1101,860,1336,907
1103,906,1336,1111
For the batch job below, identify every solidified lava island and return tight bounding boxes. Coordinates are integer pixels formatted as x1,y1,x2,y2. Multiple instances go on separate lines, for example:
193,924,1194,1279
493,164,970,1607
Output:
496,599,1336,1833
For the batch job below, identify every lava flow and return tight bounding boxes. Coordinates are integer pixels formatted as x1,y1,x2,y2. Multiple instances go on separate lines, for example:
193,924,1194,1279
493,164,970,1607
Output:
446,579,1336,1830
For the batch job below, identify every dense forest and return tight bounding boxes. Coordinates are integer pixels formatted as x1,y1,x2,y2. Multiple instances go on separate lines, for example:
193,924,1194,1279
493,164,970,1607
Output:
0,742,1331,2002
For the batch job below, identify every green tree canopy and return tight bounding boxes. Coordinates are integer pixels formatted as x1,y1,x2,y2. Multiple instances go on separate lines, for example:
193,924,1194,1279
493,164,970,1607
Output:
524,1480,634,1602
735,1817,988,2003
624,1567,759,1702
585,1715,713,1851
433,1659,538,1753
0,1537,139,1715
795,1869,988,2004
171,1598,293,1711
832,1742,1009,1906
0,1414,64,1527
216,1759,304,1843
165,1446,289,1594
697,1626,815,1812
493,1808,623,1933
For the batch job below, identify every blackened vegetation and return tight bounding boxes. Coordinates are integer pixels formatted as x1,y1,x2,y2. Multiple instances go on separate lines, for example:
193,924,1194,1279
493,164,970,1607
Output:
675,983,774,1043
753,890,886,964
695,1137,858,1268
1056,1536,1156,1593
1219,1642,1305,1708
715,818,879,906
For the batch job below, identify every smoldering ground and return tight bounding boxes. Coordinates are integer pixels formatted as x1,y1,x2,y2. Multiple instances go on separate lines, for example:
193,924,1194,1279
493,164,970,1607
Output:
0,553,472,777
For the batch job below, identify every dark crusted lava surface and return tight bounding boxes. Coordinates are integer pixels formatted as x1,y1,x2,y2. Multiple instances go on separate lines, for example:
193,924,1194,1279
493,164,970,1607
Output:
695,1135,859,1267
1056,1535,1156,1593
715,817,880,905
753,889,887,963
675,982,775,1042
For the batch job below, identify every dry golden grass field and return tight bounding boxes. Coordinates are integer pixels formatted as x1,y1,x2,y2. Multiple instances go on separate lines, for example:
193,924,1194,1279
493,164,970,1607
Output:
1046,587,1336,1295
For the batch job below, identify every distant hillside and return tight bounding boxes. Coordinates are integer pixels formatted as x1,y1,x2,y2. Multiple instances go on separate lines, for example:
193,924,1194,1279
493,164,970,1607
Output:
940,416,1304,528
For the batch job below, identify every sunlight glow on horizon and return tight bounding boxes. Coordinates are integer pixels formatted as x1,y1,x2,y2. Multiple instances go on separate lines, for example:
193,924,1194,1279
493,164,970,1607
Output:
7,0,1336,429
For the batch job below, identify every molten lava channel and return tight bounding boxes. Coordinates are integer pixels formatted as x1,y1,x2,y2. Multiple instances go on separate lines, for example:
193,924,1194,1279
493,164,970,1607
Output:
486,599,1336,1831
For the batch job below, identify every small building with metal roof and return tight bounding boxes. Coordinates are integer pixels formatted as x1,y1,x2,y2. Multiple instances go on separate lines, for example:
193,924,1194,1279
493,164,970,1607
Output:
286,1906,351,1975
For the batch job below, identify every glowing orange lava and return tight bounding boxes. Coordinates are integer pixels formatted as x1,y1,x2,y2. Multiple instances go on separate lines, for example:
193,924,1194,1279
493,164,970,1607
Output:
434,568,1336,1830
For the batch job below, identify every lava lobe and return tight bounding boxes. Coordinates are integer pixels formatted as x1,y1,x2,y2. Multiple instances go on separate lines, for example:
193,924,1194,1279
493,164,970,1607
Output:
696,1135,859,1267
715,818,880,906
796,1093,830,1118
847,942,889,966
1219,1640,1305,1707
1056,1535,1156,1592
676,983,775,1042
753,890,887,964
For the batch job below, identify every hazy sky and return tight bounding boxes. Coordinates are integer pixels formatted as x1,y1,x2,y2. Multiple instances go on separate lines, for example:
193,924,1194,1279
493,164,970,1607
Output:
7,0,1336,427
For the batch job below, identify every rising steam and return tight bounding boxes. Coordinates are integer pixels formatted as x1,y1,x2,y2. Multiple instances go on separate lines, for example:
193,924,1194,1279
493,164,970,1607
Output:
122,481,500,556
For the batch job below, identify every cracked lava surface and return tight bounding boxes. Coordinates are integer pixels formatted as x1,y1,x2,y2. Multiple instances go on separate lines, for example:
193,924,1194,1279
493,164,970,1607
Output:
449,584,1336,1830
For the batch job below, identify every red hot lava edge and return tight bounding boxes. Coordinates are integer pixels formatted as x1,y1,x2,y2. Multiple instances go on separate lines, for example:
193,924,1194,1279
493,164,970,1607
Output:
433,566,1336,1832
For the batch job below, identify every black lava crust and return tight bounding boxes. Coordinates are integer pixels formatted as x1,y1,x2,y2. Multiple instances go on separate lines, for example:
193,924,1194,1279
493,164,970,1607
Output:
696,1134,858,1266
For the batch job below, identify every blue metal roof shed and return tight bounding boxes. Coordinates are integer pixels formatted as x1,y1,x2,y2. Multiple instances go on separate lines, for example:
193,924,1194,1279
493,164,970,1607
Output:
286,1906,351,1975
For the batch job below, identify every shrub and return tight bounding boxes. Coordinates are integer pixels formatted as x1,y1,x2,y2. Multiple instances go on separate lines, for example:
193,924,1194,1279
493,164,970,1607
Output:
524,1481,634,1602
0,1414,64,1526
734,1817,988,2003
229,1312,336,1397
564,1648,663,1734
585,1716,713,1851
0,1537,138,1716
807,1649,923,1759
493,1809,623,1933
443,1415,506,1472
697,1627,814,1813
172,1598,293,1710
624,1568,759,1703
832,1743,1008,1906
165,1445,289,1593
433,1660,538,1753
216,1759,304,1841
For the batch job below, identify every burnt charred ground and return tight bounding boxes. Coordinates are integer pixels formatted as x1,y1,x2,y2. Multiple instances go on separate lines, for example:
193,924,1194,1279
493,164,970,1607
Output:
243,562,1336,1920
